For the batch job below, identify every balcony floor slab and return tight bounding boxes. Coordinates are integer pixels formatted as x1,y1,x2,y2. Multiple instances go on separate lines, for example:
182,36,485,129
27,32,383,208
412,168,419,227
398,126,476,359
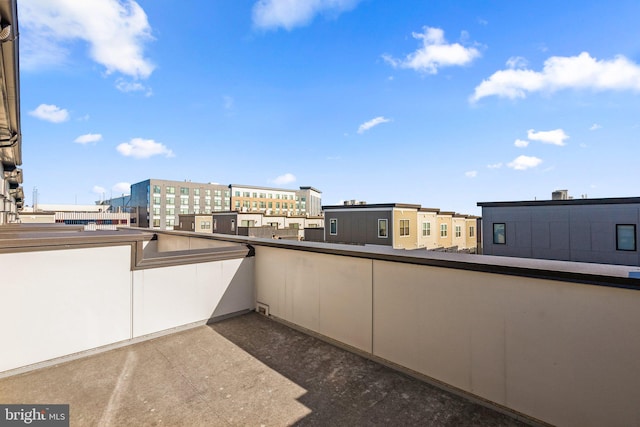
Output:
0,313,526,426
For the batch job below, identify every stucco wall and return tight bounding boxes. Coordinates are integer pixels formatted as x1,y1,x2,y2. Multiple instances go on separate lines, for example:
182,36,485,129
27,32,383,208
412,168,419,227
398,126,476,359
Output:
254,244,640,426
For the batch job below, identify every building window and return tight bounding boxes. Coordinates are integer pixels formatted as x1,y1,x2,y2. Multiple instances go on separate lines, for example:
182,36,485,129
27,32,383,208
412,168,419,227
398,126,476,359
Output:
493,223,506,244
455,225,462,238
153,196,161,205
400,219,409,236
616,224,636,251
378,219,388,238
201,221,211,230
152,219,160,227
440,224,447,237
329,219,337,235
180,187,189,195
153,185,161,194
469,226,475,238
166,186,175,194
426,222,431,236
422,222,429,237
235,191,240,197
180,208,189,214
194,189,200,196
166,208,175,215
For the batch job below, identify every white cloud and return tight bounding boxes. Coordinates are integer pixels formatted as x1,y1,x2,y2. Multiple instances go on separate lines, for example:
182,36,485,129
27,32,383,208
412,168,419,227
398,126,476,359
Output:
74,133,103,144
527,129,569,146
115,78,153,96
507,155,542,170
382,27,480,74
116,138,174,159
487,162,502,169
589,123,602,131
465,170,477,178
514,139,529,148
92,185,107,195
112,182,131,195
357,116,391,134
506,56,528,69
271,173,296,185
252,0,360,31
29,104,70,123
20,0,155,79
471,52,640,102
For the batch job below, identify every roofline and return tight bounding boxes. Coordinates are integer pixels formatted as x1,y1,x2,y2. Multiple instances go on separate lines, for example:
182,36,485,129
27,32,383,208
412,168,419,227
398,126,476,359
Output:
478,197,640,208
323,203,422,210
298,186,322,193
229,184,302,192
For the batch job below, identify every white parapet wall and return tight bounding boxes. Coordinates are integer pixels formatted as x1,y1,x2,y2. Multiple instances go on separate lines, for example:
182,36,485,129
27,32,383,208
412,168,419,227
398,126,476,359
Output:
0,230,254,374
253,242,640,427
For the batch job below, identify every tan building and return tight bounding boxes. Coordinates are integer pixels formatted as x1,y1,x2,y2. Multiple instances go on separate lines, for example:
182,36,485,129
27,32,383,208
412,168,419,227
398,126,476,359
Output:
324,203,477,251
176,213,213,233
417,208,439,249
229,184,322,217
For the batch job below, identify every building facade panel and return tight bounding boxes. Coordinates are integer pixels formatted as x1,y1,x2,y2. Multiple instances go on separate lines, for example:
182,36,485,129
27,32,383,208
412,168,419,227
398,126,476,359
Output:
479,198,640,266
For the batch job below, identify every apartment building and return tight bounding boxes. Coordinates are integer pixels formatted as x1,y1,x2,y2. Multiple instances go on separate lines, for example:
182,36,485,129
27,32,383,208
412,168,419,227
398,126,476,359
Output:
229,184,322,216
478,195,640,266
131,179,230,230
323,203,477,251
0,0,21,224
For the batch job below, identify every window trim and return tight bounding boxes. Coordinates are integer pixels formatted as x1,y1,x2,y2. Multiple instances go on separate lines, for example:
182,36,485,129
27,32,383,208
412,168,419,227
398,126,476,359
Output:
616,224,636,251
493,223,506,245
378,219,388,238
440,223,447,238
329,218,338,235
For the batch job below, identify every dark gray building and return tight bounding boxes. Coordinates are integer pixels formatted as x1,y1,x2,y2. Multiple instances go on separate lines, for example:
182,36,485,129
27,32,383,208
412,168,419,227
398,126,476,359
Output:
478,196,640,266
323,203,421,249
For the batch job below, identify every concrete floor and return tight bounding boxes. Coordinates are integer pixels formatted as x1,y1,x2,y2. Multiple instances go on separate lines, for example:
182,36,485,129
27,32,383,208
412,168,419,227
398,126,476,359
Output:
0,313,527,426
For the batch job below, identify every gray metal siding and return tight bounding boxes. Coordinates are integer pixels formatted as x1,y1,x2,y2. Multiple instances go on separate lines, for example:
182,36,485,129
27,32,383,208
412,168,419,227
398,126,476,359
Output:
482,204,640,266
325,210,393,246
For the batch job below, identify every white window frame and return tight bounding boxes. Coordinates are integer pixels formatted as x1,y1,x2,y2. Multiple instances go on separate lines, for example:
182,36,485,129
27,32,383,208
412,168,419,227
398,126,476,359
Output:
378,219,388,238
329,218,338,235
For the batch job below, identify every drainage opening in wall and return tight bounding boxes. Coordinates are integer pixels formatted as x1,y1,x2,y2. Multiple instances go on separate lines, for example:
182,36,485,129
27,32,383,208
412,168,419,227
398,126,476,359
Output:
256,302,269,316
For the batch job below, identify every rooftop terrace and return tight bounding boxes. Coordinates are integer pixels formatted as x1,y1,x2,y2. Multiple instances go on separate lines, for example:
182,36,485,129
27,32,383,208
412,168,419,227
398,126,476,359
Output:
0,313,524,426
2,226,639,426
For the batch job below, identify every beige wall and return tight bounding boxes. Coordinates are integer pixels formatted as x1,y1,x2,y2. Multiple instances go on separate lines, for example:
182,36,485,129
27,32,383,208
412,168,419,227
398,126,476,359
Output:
417,211,438,249
253,244,640,426
393,208,418,249
451,217,467,249
255,246,373,353
436,213,453,248
465,218,478,250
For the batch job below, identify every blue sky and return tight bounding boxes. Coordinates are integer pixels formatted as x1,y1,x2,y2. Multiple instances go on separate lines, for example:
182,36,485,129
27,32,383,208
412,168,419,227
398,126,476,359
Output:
18,0,640,215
